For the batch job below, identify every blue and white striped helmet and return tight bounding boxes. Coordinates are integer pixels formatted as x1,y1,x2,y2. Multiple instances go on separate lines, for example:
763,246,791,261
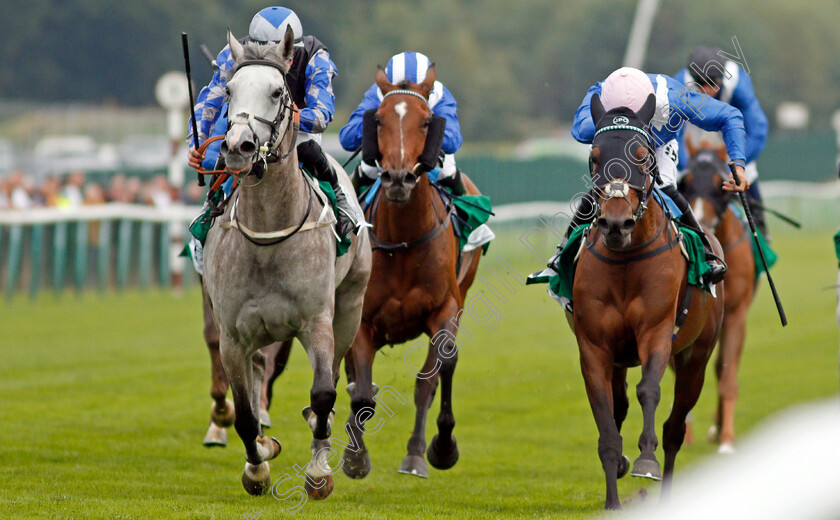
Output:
385,52,433,84
249,7,302,43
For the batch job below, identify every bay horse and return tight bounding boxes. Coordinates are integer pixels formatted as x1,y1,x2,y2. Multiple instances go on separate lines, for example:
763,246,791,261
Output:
199,289,293,447
202,28,371,499
341,65,483,479
679,140,756,454
572,93,724,509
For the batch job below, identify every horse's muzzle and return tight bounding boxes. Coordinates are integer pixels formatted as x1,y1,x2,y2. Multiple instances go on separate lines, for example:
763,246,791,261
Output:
221,127,258,172
380,169,418,203
597,216,635,250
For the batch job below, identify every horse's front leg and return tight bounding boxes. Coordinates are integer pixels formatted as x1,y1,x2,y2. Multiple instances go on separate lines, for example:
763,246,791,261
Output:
342,324,377,479
299,318,338,500
579,340,624,510
631,329,672,481
219,334,281,495
425,302,463,472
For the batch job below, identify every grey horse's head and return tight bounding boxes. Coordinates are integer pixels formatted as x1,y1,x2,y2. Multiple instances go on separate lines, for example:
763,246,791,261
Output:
221,28,294,174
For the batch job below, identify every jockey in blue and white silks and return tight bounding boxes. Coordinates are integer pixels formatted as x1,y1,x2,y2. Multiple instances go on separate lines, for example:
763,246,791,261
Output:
339,51,466,194
674,45,770,237
558,67,751,284
187,6,358,238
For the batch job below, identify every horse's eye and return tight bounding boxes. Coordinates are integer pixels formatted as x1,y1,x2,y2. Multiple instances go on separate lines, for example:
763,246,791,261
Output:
271,89,282,99
224,86,231,96
423,119,431,128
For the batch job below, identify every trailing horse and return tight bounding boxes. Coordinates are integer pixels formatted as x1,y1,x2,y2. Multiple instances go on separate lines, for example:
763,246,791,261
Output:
341,65,485,479
202,28,371,499
679,143,756,454
570,93,724,509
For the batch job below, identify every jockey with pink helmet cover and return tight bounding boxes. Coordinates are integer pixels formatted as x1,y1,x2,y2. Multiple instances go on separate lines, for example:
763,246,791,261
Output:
338,51,465,195
551,66,751,284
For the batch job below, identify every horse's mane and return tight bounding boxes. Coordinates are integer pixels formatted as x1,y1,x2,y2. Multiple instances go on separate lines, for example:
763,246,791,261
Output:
239,41,291,73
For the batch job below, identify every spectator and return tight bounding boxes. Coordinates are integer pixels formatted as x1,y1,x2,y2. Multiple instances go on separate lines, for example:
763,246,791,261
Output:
62,171,86,208
7,170,33,210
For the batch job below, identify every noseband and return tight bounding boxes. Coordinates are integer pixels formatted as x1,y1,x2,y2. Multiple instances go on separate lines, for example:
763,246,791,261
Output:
226,59,298,174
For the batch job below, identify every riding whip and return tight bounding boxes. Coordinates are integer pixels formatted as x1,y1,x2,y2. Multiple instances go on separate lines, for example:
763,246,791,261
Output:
181,32,205,186
729,163,787,326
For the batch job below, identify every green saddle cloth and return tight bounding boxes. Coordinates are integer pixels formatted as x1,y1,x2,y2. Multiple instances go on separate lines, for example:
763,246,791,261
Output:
835,229,840,267
450,193,493,253
526,222,712,308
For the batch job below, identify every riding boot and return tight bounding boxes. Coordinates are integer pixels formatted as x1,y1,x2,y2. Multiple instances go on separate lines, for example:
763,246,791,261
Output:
438,169,467,196
297,140,358,238
547,190,597,273
660,184,726,284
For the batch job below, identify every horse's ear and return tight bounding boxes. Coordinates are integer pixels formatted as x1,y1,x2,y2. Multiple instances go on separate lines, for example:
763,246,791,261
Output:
716,145,728,163
418,64,436,97
636,93,656,124
376,65,396,94
685,133,698,158
279,25,295,67
228,29,244,64
590,93,606,126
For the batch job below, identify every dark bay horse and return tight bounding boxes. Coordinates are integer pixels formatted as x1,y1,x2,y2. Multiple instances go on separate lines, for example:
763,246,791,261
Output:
202,29,371,499
200,290,293,447
341,65,484,479
572,93,724,509
679,141,755,454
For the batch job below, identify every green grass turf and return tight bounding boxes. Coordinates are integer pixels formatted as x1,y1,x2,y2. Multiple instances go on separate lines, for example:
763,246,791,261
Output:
1,226,837,519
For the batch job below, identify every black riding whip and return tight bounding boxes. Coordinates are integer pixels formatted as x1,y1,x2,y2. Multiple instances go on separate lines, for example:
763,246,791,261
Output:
745,198,802,229
181,32,205,186
729,163,787,326
342,146,362,168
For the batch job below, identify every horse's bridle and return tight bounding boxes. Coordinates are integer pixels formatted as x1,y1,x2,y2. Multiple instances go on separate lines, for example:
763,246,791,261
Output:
377,89,432,175
225,59,299,177
591,123,658,223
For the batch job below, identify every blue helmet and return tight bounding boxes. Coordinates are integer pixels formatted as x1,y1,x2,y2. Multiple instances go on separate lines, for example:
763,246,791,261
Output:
249,7,302,43
385,52,433,84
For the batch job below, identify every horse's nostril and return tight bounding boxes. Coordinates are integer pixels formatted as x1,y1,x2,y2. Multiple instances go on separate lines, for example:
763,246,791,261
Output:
380,171,393,185
404,172,417,186
622,218,636,232
220,141,230,155
239,141,257,155
596,218,608,230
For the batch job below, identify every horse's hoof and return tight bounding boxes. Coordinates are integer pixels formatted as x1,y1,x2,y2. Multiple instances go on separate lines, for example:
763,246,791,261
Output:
259,409,272,429
718,442,735,455
212,398,235,428
398,454,429,478
257,436,282,461
241,461,270,496
631,457,662,481
342,447,371,479
304,474,334,500
426,434,459,470
202,422,227,447
707,424,720,443
617,455,631,479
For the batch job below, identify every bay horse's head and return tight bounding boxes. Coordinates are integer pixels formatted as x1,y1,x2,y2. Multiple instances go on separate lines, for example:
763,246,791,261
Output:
589,93,657,251
221,28,296,175
679,144,732,229
367,66,445,203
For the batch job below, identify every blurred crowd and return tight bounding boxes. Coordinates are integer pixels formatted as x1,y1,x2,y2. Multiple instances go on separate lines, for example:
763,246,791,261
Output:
0,171,206,210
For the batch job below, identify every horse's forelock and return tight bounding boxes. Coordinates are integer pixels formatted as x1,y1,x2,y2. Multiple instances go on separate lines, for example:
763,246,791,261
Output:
238,41,291,73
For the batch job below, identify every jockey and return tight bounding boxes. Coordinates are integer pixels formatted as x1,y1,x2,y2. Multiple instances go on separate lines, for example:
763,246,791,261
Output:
338,51,465,195
187,6,358,237
560,67,751,284
675,45,770,237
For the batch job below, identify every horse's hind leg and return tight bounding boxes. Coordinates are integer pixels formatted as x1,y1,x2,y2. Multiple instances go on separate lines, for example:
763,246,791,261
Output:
661,343,713,498
611,367,631,479
259,340,294,429
714,307,748,454
220,336,281,495
202,293,234,447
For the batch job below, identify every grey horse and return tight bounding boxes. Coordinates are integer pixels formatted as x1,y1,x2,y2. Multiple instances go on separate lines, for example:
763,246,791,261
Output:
202,28,371,499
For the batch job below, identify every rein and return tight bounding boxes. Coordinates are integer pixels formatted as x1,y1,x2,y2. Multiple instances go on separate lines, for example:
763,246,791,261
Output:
367,182,453,252
585,208,680,265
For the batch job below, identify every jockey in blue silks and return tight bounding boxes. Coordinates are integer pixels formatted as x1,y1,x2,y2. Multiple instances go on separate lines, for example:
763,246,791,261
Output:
187,6,358,237
338,51,466,195
675,45,770,238
557,67,751,284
